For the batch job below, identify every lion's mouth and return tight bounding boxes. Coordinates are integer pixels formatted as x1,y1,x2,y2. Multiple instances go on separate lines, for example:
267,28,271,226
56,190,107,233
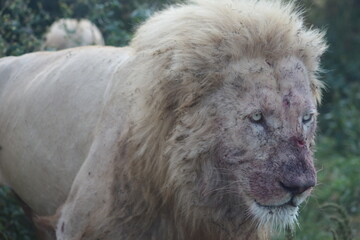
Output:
250,199,299,230
254,199,297,210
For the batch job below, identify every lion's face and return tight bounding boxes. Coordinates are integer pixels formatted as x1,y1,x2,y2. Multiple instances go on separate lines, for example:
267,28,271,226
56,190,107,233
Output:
214,56,317,229
167,56,317,231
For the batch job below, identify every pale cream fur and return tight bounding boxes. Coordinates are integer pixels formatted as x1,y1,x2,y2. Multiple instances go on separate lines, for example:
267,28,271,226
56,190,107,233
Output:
42,18,104,50
0,0,326,240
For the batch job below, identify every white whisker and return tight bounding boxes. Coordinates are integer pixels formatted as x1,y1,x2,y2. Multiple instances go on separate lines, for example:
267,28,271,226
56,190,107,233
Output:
250,201,299,233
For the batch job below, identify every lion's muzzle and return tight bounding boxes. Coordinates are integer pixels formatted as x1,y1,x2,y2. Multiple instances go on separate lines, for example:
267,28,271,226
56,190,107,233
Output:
248,140,317,208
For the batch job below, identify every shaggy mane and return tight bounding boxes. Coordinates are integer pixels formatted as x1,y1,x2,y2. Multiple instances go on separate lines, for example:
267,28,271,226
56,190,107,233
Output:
130,0,327,104
103,1,327,239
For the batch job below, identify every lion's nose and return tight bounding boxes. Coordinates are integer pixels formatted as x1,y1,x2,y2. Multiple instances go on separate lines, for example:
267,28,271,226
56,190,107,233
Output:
280,179,315,196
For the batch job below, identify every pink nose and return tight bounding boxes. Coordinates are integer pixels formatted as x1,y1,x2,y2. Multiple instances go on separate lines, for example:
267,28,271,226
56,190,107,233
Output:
280,179,315,196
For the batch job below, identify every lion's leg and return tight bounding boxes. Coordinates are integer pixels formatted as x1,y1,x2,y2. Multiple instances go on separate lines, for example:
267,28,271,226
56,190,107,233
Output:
55,157,114,240
55,108,126,240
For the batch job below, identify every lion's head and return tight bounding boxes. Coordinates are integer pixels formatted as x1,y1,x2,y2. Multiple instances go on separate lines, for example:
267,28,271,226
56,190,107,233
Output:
118,0,326,238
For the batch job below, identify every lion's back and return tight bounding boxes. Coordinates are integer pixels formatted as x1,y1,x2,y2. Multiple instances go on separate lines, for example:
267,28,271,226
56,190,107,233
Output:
0,46,133,215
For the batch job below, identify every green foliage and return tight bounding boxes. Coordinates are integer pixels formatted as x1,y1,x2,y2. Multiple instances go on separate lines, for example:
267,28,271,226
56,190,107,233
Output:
0,0,49,56
303,0,360,155
0,0,179,57
0,187,35,240
320,203,352,240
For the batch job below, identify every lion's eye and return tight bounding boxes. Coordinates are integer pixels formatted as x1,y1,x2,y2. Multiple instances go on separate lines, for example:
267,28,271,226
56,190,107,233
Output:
250,112,263,123
302,113,313,124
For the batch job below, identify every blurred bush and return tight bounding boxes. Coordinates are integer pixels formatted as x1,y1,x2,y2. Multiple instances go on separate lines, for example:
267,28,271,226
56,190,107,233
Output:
0,187,36,240
0,0,48,56
0,0,178,57
303,0,360,156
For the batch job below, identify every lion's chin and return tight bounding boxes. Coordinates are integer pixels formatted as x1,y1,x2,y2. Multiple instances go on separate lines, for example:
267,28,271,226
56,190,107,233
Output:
250,200,299,231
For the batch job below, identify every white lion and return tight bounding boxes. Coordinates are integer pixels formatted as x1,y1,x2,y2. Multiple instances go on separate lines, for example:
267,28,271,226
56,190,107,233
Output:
42,18,104,50
0,0,326,239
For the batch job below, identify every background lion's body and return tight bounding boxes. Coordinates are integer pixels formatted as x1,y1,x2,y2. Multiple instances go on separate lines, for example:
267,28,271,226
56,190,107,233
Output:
0,46,132,215
42,19,105,50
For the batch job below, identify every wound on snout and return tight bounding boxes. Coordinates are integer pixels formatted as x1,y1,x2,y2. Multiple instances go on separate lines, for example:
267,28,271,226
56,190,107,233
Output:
292,136,305,148
283,98,290,107
283,94,291,107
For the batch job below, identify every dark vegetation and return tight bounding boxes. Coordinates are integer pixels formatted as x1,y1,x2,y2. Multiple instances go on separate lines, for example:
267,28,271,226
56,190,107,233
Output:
0,0,359,239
